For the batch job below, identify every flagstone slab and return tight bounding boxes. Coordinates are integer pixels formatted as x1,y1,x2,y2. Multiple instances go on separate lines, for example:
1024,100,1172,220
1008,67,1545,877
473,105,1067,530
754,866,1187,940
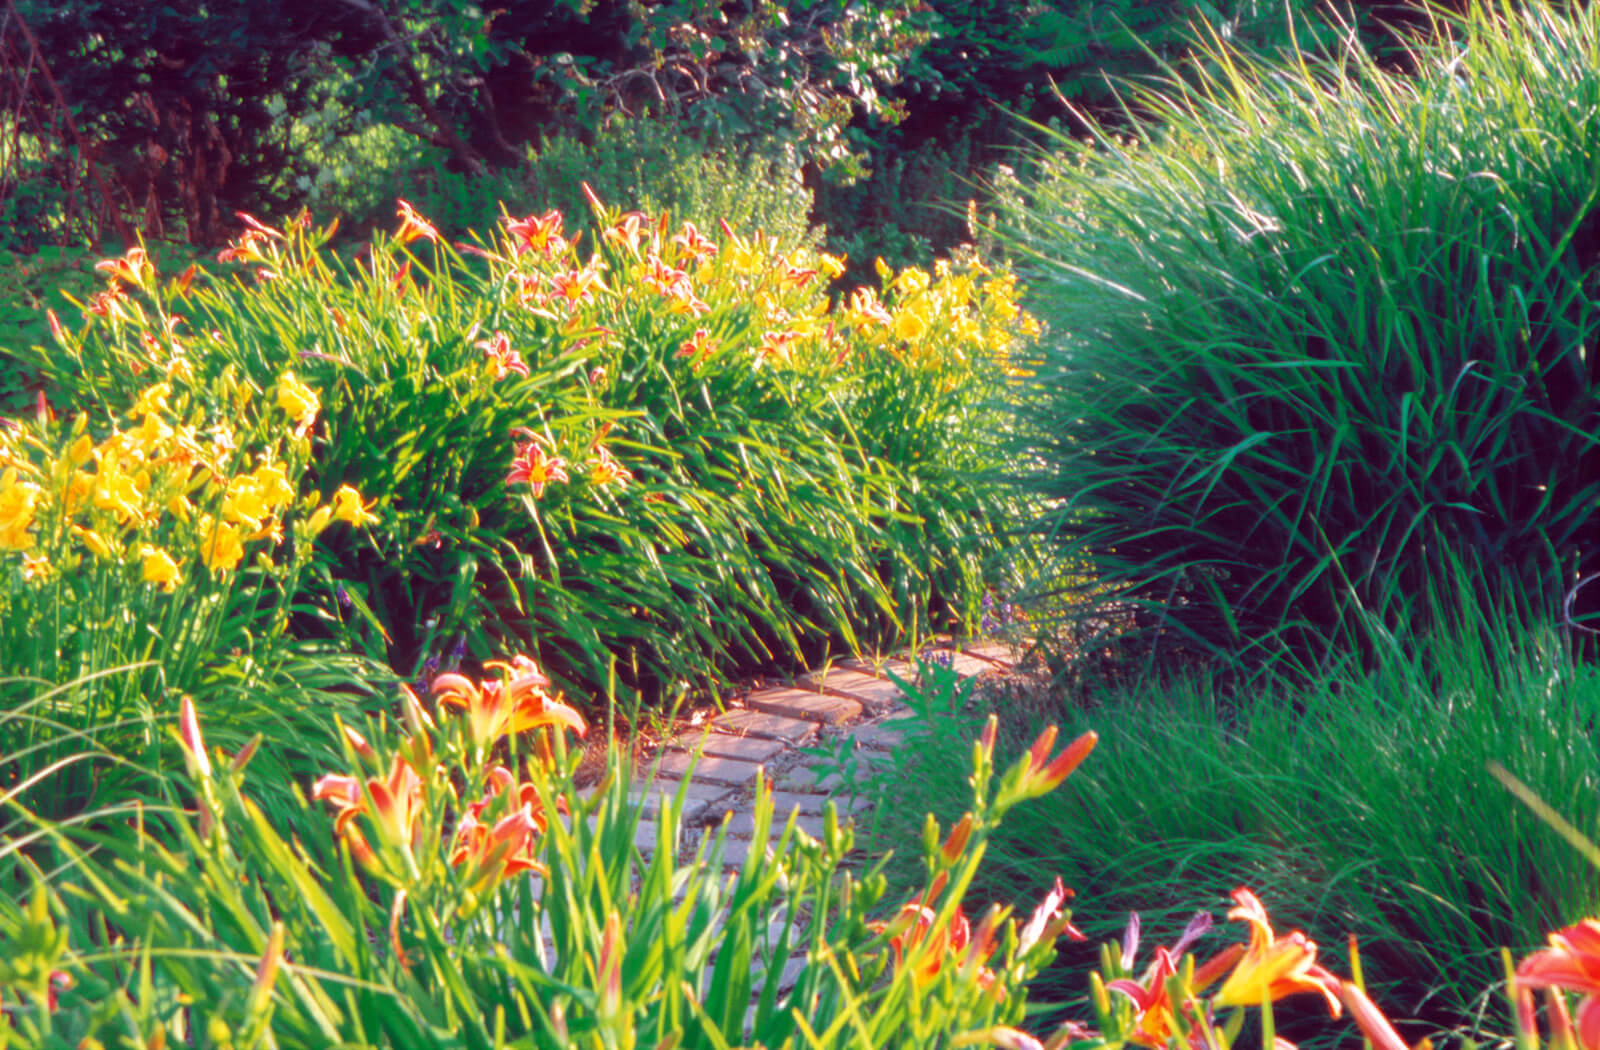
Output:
800,669,907,713
745,687,862,725
675,726,788,764
714,809,828,840
652,750,765,787
962,641,1022,667
712,708,817,745
628,779,733,824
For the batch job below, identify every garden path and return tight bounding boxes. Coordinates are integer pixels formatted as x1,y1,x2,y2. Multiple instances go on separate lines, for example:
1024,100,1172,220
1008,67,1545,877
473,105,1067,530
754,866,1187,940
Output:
617,639,1022,997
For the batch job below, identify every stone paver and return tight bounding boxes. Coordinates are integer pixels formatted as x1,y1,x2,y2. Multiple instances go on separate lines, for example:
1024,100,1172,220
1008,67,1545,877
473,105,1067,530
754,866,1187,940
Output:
715,809,827,840
745,687,862,725
772,764,843,794
653,750,765,787
712,708,817,745
678,727,788,764
847,720,906,751
962,641,1021,667
628,779,733,824
801,669,906,713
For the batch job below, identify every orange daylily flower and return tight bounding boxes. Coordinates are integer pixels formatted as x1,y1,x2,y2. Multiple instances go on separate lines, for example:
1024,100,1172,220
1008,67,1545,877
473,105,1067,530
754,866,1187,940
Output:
1211,888,1342,1016
504,210,566,257
430,657,587,753
550,263,606,307
588,444,633,487
450,766,550,893
1108,946,1186,1047
1516,918,1600,1049
678,327,717,364
94,245,155,289
476,331,530,380
869,874,998,991
312,754,426,870
672,221,717,262
601,212,647,253
395,199,440,245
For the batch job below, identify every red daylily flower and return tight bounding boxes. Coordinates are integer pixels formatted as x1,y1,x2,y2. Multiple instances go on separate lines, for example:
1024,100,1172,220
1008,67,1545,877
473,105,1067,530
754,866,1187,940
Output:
505,434,569,498
312,754,426,870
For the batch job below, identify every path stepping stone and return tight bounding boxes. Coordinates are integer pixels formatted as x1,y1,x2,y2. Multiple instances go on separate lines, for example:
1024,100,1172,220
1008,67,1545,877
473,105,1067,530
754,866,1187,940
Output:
745,687,862,725
772,765,843,794
628,779,734,824
652,750,765,787
799,669,906,713
676,726,788,764
946,651,998,677
714,809,827,840
847,720,906,751
962,641,1021,667
713,708,817,745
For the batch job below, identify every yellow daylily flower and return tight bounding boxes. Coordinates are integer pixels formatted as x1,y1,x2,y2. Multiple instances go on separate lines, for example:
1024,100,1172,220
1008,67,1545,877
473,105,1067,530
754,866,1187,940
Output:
331,485,378,527
140,545,182,592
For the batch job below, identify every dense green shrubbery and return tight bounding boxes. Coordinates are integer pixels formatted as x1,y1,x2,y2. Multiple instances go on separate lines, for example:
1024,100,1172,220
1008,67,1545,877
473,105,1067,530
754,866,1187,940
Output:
300,116,817,250
14,197,1030,716
1009,0,1600,666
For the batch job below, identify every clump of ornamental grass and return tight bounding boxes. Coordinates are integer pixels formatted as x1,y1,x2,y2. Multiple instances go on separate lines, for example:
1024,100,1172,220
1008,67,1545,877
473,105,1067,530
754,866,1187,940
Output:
1008,0,1600,669
25,192,1037,712
850,588,1600,1044
0,332,385,823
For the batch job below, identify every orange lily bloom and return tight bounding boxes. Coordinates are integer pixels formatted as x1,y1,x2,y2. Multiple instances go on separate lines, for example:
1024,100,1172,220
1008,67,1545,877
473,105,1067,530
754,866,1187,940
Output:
588,444,633,488
450,766,549,893
1108,946,1186,1047
312,754,426,871
678,327,717,364
94,246,155,289
394,199,440,245
476,331,530,380
1516,918,1600,1049
672,221,717,262
504,210,565,257
869,874,996,991
430,659,586,753
1211,888,1342,1016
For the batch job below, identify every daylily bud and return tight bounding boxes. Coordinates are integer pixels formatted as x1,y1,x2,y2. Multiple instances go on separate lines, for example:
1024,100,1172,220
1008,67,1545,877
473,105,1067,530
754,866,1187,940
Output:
179,696,211,779
1020,727,1097,799
246,922,285,1015
940,811,974,865
1340,981,1409,1050
228,733,261,774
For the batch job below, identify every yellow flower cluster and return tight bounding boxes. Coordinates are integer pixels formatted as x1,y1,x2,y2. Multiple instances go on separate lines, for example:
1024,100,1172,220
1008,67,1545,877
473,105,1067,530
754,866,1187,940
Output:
482,195,1037,376
0,374,372,589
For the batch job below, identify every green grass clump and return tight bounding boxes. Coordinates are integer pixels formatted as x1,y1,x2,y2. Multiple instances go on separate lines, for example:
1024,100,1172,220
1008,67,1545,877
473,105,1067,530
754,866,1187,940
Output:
853,594,1600,1044
1008,0,1600,665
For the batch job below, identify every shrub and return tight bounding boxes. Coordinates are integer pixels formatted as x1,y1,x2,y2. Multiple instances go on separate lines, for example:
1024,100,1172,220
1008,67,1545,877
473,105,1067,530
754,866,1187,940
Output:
1008,0,1600,666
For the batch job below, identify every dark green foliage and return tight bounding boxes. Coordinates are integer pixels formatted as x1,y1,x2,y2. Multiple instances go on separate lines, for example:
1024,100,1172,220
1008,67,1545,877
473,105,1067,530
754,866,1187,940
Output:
1010,0,1600,667
854,597,1600,1042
